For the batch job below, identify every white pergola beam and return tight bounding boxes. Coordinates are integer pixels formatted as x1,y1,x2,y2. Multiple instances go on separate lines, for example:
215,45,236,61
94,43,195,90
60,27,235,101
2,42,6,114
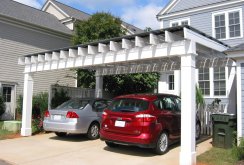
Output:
149,33,159,45
110,41,122,51
69,49,78,57
98,43,109,53
60,50,69,59
44,53,52,61
135,36,146,47
183,27,228,52
165,30,183,42
52,52,60,60
38,55,45,62
31,56,38,63
25,57,31,64
78,47,88,56
122,38,133,49
88,45,98,54
18,57,25,65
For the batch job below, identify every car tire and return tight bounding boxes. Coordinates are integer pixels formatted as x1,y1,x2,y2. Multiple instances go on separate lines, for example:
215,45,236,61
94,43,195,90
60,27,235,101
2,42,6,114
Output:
55,132,67,137
105,141,119,148
196,122,201,140
87,123,100,140
154,132,169,155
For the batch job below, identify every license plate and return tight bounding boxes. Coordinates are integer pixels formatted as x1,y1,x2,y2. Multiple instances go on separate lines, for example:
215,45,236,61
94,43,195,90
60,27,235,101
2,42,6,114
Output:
53,115,61,120
115,120,125,127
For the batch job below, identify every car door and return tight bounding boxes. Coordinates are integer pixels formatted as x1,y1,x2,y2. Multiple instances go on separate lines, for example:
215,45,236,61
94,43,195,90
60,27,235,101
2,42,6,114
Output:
154,96,180,141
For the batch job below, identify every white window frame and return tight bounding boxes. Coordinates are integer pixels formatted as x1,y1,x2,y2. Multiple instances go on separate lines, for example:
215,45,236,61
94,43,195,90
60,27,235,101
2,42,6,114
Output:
212,8,243,40
170,18,190,27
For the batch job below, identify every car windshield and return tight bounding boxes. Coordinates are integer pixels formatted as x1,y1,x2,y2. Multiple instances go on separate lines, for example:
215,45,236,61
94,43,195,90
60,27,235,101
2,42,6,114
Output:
55,99,90,110
109,98,149,112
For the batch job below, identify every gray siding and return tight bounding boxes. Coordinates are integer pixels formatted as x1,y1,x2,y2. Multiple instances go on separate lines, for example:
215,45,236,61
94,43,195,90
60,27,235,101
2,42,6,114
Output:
168,0,228,14
0,21,75,97
162,4,244,47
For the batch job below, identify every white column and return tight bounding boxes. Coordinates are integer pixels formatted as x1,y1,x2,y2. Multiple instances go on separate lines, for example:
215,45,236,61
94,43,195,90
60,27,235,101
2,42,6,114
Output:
174,70,181,96
21,73,34,136
95,75,103,98
236,62,243,140
180,54,196,165
158,73,167,93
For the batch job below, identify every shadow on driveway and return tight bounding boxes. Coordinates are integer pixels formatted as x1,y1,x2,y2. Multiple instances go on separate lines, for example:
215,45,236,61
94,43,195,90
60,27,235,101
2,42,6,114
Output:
0,159,12,165
49,134,90,142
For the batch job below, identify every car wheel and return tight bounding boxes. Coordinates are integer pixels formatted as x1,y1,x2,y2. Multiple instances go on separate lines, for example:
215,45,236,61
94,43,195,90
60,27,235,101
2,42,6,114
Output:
196,122,201,140
154,132,169,155
87,123,100,140
55,132,67,137
105,141,119,148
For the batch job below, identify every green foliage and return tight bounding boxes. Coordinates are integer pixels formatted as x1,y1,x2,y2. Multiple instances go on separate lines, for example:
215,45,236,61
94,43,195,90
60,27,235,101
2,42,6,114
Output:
72,12,125,45
32,92,48,117
73,12,159,96
51,88,70,109
103,73,160,96
196,86,205,108
232,137,244,161
0,94,5,117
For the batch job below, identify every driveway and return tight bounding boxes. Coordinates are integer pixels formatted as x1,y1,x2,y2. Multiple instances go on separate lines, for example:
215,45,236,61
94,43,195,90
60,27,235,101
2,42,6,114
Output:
0,133,212,165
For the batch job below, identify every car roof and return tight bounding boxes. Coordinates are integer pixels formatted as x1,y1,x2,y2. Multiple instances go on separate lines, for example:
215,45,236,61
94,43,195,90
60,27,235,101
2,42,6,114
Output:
114,93,179,101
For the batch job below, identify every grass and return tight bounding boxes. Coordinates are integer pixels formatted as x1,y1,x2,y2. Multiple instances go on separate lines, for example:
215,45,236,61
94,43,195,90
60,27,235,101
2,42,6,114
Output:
197,147,238,165
0,121,20,140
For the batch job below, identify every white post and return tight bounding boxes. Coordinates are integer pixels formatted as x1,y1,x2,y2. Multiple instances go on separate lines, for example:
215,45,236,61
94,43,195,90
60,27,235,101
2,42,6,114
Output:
180,53,196,165
95,75,103,98
21,73,34,136
236,62,243,140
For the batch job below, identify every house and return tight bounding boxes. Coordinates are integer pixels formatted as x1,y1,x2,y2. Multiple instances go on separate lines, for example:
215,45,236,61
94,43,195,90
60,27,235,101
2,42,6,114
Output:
156,0,244,115
0,0,142,120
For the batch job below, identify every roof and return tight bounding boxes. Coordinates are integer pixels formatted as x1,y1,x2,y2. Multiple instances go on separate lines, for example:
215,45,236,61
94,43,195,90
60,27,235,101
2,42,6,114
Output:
0,0,72,35
224,43,244,52
50,0,90,21
50,0,143,34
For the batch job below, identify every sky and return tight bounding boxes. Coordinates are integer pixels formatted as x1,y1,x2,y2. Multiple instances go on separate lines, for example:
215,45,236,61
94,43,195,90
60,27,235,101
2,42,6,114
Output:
13,0,170,30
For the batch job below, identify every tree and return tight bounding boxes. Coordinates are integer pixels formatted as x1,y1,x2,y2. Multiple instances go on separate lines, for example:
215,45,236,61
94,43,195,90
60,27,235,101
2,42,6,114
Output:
73,12,159,96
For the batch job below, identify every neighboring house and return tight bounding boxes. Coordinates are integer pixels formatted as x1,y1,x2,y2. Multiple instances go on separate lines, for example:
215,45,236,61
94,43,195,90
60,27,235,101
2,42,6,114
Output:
0,0,142,120
156,0,244,114
42,0,143,34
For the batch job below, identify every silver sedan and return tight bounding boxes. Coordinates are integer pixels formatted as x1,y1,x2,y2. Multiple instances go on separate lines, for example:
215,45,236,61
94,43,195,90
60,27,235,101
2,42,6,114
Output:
43,98,110,140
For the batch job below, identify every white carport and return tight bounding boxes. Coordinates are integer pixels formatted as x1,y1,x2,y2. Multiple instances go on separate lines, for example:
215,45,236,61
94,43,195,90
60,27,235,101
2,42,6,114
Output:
18,26,229,165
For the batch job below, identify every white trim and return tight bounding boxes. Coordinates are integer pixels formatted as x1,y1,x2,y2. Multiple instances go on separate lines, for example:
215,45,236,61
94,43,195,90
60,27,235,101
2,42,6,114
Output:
157,0,179,17
212,8,243,40
157,0,244,20
42,0,70,18
169,17,190,27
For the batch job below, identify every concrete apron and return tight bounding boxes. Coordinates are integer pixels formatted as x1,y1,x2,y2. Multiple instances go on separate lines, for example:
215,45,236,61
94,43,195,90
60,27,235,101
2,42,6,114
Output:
0,133,212,165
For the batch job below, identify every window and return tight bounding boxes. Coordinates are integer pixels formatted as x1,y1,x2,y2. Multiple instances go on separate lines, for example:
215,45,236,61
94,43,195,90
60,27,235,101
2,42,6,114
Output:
214,67,226,96
3,87,11,102
198,68,210,95
213,8,242,40
170,18,190,27
168,75,174,90
214,14,226,39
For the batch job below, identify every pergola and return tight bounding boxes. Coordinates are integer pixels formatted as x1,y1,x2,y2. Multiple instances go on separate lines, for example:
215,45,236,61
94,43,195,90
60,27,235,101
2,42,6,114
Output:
18,26,230,165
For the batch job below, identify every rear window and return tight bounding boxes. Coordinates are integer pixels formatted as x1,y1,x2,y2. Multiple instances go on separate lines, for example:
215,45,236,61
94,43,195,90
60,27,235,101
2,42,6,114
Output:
55,99,89,110
109,98,149,112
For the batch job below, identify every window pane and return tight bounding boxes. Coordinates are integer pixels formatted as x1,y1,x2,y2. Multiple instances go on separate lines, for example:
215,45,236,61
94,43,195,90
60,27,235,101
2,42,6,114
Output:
198,68,210,95
214,67,226,96
229,11,240,38
168,75,174,90
181,21,188,25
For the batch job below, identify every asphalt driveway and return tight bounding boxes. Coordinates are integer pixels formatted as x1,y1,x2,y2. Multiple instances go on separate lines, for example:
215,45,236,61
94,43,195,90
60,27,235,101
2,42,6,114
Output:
0,133,212,165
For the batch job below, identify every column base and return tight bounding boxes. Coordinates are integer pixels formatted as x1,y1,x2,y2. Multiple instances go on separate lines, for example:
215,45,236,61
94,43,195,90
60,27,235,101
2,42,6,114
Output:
180,151,196,165
21,128,32,136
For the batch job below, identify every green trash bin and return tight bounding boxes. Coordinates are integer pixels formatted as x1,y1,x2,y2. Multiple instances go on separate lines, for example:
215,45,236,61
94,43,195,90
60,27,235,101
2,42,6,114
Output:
211,113,237,149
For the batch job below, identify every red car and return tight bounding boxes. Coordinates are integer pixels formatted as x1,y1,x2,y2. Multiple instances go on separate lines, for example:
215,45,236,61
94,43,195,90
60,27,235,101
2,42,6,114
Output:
100,94,201,155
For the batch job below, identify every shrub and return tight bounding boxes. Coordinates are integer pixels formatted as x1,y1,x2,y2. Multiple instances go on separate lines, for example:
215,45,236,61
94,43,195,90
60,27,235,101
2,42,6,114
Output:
232,137,244,161
51,88,70,109
0,94,5,117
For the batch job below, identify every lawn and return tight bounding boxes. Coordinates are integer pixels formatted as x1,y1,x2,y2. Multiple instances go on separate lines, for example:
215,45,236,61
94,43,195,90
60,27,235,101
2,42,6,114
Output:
0,121,20,140
197,147,240,165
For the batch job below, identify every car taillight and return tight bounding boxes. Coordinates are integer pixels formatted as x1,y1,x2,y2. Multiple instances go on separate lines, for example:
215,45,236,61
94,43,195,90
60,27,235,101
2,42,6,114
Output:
136,114,156,122
102,111,108,120
44,110,50,118
66,111,79,118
